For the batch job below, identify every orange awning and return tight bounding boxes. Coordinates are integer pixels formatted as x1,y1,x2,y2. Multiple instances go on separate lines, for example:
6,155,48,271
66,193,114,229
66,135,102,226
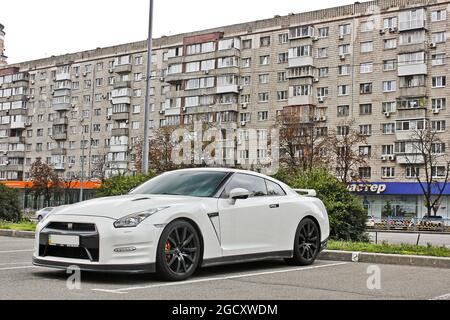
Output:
0,181,101,189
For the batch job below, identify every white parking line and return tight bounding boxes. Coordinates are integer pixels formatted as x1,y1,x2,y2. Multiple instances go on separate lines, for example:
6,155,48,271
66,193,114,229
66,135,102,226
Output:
430,293,450,300
0,250,34,254
92,261,349,294
0,266,37,271
0,262,31,266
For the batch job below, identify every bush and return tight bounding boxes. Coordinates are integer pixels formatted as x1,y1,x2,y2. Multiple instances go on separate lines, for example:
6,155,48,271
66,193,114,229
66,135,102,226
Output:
273,168,368,242
95,173,156,198
0,184,21,222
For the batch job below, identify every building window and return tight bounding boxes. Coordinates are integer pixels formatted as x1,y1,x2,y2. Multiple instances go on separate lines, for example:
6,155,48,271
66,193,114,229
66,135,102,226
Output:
431,54,445,66
383,17,397,29
432,166,446,178
383,38,397,49
338,64,350,75
382,123,396,134
337,126,349,136
360,62,373,73
258,93,269,102
278,52,288,63
337,105,349,117
406,167,420,179
360,83,372,94
338,24,351,36
431,120,446,132
260,36,271,47
359,104,372,115
242,39,252,49
241,58,251,68
432,10,447,22
318,67,329,78
277,91,288,101
383,60,397,71
259,55,270,65
382,145,394,155
278,33,289,44
317,47,328,58
258,111,269,121
132,121,140,130
338,44,350,55
318,27,329,38
432,98,446,111
360,20,374,32
359,167,372,179
383,80,397,92
432,31,446,43
338,85,349,96
277,72,287,82
360,41,373,53
359,146,372,157
432,76,446,88
259,74,269,84
360,125,372,136
382,167,395,178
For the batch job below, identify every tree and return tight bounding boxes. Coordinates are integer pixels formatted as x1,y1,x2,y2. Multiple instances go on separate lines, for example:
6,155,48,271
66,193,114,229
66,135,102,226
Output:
273,168,368,242
277,106,328,173
0,184,21,222
325,119,369,184
90,150,109,182
405,124,450,217
29,158,62,207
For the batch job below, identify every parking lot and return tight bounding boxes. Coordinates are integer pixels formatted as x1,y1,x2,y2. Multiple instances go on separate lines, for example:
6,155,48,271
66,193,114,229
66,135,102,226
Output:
0,236,449,300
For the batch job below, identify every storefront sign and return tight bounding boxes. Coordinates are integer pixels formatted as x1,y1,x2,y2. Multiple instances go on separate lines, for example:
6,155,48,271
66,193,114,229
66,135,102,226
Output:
347,183,387,194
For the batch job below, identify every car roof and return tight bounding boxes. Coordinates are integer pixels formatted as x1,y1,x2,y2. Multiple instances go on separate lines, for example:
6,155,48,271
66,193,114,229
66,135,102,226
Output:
169,168,291,189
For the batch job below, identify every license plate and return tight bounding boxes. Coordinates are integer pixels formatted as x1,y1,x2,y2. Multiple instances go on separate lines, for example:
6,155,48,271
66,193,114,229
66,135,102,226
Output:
48,235,80,247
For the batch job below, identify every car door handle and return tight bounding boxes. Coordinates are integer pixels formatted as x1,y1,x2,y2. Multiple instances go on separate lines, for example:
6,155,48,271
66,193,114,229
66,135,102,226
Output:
269,204,280,209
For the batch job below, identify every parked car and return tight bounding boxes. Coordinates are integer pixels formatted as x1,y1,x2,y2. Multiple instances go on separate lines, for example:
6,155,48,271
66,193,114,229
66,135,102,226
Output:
35,207,55,221
33,168,330,281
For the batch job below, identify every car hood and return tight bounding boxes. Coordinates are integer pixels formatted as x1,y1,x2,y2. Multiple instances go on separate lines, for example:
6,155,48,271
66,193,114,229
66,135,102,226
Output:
50,194,201,219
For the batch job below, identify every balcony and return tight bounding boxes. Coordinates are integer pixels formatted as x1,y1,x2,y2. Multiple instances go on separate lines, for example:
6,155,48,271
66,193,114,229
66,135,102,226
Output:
53,163,66,171
10,121,26,129
398,42,427,54
398,86,427,98
52,133,67,141
396,154,425,165
9,109,28,116
113,81,132,89
164,108,181,116
216,84,239,94
52,102,72,111
55,73,71,81
111,112,129,121
0,164,24,172
288,56,314,68
8,136,25,144
185,104,239,115
110,138,129,153
53,117,69,126
111,128,129,137
396,131,417,141
114,64,132,74
397,108,427,119
288,95,316,106
51,148,67,156
7,151,25,158
398,63,427,76
111,89,132,105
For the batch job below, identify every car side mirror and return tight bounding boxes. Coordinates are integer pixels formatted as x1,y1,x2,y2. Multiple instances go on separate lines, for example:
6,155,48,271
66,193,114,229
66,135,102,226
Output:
229,188,250,204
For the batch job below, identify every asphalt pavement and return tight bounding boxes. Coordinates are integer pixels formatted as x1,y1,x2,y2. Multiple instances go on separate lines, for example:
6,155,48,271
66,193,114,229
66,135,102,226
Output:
0,236,449,300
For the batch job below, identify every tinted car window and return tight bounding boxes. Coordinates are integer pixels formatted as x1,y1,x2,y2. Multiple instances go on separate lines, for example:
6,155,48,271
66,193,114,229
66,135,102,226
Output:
222,174,268,198
266,180,286,196
131,171,229,197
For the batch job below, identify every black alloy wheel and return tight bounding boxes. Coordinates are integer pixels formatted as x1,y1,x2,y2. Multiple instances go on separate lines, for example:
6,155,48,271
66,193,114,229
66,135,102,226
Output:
156,220,201,281
285,218,320,266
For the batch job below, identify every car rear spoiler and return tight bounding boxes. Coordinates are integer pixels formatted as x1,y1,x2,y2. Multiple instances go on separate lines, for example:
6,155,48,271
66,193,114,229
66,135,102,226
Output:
293,189,317,197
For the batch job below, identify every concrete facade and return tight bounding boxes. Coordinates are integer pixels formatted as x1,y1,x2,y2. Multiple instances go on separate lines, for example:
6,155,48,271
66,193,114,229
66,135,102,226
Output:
0,0,449,196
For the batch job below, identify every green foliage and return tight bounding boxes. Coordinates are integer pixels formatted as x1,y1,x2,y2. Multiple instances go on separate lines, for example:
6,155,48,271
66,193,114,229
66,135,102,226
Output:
95,173,156,198
0,184,21,222
0,220,36,232
328,240,450,257
274,168,368,242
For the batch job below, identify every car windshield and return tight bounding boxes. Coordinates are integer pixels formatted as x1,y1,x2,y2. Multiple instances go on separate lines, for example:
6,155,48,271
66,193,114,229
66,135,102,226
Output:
130,171,229,198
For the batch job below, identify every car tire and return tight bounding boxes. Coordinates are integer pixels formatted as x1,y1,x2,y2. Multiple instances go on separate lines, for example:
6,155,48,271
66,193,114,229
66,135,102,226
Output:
156,220,201,281
285,218,320,266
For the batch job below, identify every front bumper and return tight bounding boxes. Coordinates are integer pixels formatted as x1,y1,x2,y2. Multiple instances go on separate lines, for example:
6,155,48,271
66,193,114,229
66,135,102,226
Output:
33,215,162,274
32,257,155,274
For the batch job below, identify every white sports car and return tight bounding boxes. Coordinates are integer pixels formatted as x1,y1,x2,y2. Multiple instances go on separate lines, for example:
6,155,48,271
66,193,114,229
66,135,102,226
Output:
33,168,330,281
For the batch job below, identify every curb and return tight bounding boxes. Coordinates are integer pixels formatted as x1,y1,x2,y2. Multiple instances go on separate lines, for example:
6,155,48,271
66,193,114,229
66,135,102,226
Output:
0,229,35,239
319,250,450,269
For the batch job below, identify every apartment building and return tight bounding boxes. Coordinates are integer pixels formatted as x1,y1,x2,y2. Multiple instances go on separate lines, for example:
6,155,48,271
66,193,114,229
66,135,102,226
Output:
1,0,450,217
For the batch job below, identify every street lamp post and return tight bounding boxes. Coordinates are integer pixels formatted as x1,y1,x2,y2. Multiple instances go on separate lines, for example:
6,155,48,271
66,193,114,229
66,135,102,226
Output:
142,0,154,174
80,135,85,202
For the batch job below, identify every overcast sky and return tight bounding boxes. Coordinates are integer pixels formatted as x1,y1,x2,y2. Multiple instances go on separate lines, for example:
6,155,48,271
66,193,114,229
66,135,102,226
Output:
1,0,356,64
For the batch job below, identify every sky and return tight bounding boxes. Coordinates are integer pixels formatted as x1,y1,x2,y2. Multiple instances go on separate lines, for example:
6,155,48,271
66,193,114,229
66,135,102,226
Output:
1,0,356,64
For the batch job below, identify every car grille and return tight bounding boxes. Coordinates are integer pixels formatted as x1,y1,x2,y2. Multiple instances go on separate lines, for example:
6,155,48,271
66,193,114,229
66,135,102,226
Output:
46,222,96,232
39,222,100,262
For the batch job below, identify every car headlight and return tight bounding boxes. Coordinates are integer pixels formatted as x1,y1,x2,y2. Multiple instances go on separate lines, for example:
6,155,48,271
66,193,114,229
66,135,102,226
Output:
113,207,169,228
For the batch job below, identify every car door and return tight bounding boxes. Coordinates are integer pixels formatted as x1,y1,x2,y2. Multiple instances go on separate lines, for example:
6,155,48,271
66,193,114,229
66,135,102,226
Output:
217,173,282,257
